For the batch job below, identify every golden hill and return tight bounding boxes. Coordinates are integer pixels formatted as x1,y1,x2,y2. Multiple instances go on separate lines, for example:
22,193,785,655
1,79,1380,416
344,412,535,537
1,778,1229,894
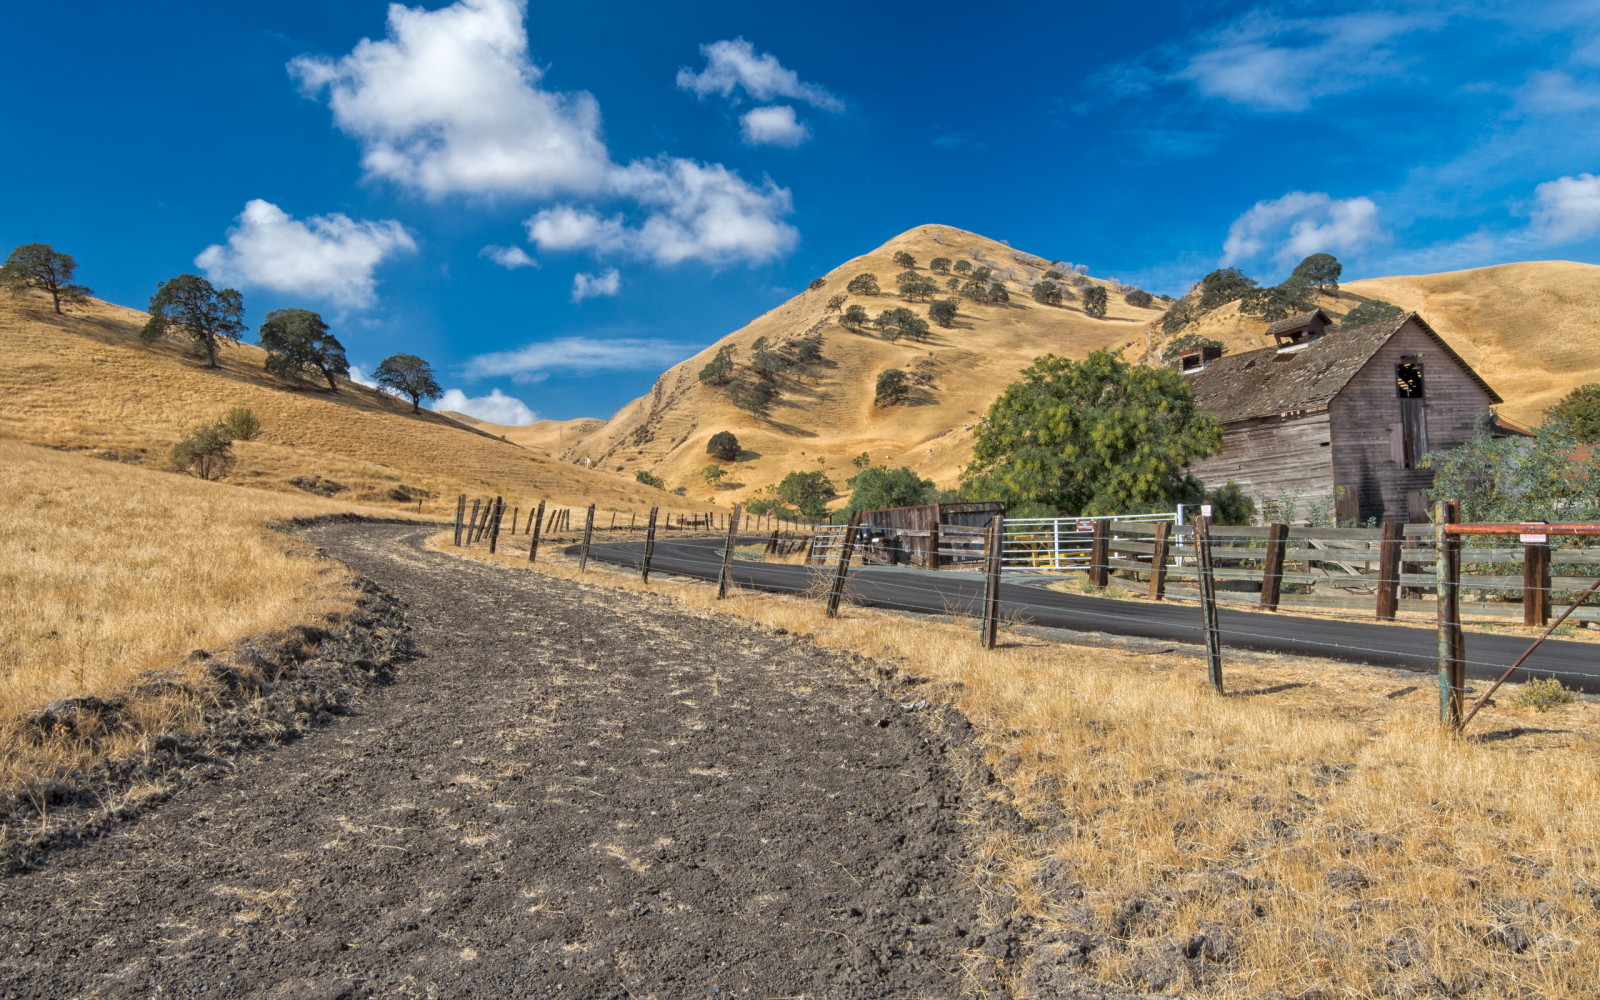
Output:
443,412,606,455
470,224,1161,503
1141,261,1600,427
0,293,677,514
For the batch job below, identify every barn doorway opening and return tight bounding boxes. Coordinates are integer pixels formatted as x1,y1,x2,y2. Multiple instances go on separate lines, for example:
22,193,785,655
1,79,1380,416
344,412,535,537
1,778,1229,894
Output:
1396,361,1427,467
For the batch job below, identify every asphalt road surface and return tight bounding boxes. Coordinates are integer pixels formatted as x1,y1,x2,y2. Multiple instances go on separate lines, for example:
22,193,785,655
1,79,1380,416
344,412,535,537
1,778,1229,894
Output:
575,535,1600,694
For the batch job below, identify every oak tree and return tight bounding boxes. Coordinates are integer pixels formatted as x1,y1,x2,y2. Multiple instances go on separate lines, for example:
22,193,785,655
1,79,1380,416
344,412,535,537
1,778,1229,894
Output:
1,243,92,314
258,308,349,390
141,274,246,368
373,353,443,413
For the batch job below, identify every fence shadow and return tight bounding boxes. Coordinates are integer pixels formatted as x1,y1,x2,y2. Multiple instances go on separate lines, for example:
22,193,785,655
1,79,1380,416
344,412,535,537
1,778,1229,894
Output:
1473,726,1572,743
1230,682,1307,697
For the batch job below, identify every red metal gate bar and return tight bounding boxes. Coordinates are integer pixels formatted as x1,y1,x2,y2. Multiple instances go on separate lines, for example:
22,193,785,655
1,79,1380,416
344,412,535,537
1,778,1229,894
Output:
1445,523,1600,536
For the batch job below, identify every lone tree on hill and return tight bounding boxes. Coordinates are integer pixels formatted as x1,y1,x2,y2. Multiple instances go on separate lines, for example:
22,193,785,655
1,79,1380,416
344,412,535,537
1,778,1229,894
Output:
1031,279,1063,306
1,243,92,314
373,353,442,413
141,273,246,368
893,251,917,269
930,256,951,273
826,293,848,312
1291,252,1342,291
808,276,826,290
846,273,880,295
1124,288,1155,308
929,298,959,327
875,368,912,406
841,304,870,329
1082,285,1109,318
706,430,741,461
960,349,1222,515
258,308,349,390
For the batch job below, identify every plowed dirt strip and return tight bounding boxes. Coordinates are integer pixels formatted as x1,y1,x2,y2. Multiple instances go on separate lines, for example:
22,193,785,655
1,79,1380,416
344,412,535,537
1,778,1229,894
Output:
0,523,1001,1000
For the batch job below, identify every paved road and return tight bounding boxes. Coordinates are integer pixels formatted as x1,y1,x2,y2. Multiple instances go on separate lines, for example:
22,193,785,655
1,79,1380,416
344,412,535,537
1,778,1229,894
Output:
576,535,1600,694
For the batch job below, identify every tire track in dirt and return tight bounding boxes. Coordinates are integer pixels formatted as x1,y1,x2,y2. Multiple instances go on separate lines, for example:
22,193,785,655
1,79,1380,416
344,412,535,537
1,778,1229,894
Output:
0,523,1008,999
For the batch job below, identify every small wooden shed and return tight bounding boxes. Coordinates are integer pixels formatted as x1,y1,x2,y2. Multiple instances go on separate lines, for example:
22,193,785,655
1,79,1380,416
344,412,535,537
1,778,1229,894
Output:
1183,311,1501,523
856,501,1005,568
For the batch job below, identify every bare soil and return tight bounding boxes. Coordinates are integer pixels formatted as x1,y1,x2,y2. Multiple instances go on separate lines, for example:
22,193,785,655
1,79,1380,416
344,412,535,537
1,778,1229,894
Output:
0,523,1027,999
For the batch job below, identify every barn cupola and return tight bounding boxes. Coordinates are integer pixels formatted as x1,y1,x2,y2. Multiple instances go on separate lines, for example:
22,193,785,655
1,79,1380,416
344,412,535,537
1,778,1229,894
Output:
1266,308,1333,352
1175,343,1224,372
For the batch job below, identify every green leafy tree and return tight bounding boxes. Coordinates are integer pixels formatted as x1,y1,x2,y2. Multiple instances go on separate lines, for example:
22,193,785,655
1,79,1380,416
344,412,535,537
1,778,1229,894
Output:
826,293,848,312
1160,332,1224,363
928,298,959,327
1031,279,1063,306
875,368,912,406
635,469,666,489
845,465,937,515
960,350,1223,515
846,273,880,295
1196,267,1258,312
1424,416,1600,522
1082,285,1109,318
218,407,261,441
852,451,873,469
876,308,927,342
892,251,917,269
971,265,992,283
794,339,824,365
701,464,728,489
775,470,837,520
258,308,349,390
896,270,936,301
752,349,788,381
1546,383,1600,444
959,279,990,303
952,260,971,276
989,282,1010,304
1161,299,1198,334
1,243,92,314
841,304,870,329
373,353,443,413
170,423,235,480
698,344,738,386
946,276,961,293
706,430,741,461
140,274,246,368
1124,289,1155,308
1240,280,1314,322
930,256,951,273
728,379,776,417
1339,299,1404,329
1291,252,1342,291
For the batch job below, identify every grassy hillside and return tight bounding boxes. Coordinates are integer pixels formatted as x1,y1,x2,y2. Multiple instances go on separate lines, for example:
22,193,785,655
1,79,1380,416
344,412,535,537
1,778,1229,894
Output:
471,224,1160,503
444,412,606,455
0,293,681,514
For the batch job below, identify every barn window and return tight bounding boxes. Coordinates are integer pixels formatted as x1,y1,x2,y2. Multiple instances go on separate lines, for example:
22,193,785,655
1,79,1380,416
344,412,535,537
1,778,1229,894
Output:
1396,362,1424,398
1396,360,1427,467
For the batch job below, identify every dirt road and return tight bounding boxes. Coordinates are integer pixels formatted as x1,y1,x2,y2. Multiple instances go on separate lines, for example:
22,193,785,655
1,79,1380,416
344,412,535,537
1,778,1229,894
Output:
0,523,1008,999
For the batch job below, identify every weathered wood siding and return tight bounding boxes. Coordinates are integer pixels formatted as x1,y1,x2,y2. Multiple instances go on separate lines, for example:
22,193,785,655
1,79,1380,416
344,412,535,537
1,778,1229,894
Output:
1327,319,1497,522
1188,410,1335,513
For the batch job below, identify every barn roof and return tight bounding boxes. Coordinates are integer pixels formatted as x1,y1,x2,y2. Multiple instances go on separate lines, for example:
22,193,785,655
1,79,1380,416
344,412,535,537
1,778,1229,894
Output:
1264,308,1331,337
1184,312,1501,424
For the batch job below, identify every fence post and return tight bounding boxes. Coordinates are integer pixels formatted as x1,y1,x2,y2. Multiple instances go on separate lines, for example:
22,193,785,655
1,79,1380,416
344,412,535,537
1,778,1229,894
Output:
527,500,546,562
511,506,519,536
765,526,780,556
1436,499,1464,731
579,503,596,572
982,513,1004,649
716,505,743,599
453,494,466,546
1524,530,1551,627
1149,521,1171,600
1376,520,1402,620
642,506,659,582
1089,520,1109,589
1194,514,1224,693
1260,522,1288,610
825,511,864,618
487,496,505,554
465,498,483,544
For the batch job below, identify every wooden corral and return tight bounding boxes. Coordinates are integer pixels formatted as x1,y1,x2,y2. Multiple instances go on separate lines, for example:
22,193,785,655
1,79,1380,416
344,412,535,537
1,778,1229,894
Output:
1184,311,1501,523
854,501,1005,568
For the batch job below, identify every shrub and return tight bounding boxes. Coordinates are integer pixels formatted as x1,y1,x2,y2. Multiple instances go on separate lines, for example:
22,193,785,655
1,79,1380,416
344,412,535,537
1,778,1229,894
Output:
808,276,826,290
875,369,911,406
218,406,261,442
706,431,740,461
1124,289,1155,308
1339,299,1404,329
171,424,235,480
892,251,916,269
1082,285,1109,318
1546,383,1600,443
1512,677,1575,712
698,344,737,386
635,470,665,489
1031,280,1062,306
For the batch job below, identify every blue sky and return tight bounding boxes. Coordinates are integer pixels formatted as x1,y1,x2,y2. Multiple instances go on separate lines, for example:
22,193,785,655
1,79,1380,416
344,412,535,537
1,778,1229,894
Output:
4,0,1598,423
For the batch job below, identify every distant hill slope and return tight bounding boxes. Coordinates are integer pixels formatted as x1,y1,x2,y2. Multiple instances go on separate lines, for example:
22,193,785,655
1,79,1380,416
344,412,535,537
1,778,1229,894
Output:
470,224,1159,503
443,413,606,455
1140,261,1600,427
0,294,674,513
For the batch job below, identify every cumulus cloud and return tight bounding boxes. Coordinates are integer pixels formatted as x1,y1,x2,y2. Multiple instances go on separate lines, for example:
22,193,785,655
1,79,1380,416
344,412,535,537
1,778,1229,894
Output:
1222,191,1385,267
195,199,415,309
676,38,841,110
571,268,621,302
527,159,796,265
740,105,809,147
464,336,695,382
437,387,537,424
347,364,380,389
291,0,797,266
1530,172,1600,244
480,244,538,269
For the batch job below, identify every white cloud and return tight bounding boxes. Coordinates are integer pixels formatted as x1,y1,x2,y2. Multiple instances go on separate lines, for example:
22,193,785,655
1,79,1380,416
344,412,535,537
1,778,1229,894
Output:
437,387,537,424
347,364,380,389
1530,172,1600,243
464,336,695,382
1175,10,1432,112
1222,191,1385,267
528,158,797,265
292,0,798,267
676,38,841,110
479,244,538,269
571,268,621,302
289,0,609,198
195,199,415,309
740,105,809,147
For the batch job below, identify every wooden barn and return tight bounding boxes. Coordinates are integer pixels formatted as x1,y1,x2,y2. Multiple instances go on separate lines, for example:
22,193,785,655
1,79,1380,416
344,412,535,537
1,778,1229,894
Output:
1183,309,1501,523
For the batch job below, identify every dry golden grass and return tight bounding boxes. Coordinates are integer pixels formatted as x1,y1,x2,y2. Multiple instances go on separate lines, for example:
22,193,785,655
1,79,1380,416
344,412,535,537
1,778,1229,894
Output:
437,532,1600,999
0,439,393,800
